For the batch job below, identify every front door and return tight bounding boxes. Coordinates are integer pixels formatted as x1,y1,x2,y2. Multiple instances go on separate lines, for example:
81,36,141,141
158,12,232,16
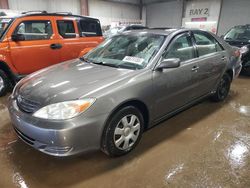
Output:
8,18,60,75
153,32,198,120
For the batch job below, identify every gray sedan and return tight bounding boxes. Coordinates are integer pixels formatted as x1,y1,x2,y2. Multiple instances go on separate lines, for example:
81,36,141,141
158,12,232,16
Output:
8,29,242,157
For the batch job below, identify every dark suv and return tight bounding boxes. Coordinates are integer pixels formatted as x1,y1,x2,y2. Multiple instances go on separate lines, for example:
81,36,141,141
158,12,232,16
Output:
224,25,250,74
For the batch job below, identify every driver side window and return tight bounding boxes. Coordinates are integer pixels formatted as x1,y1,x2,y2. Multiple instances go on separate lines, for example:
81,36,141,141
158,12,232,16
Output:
163,33,195,62
15,20,53,41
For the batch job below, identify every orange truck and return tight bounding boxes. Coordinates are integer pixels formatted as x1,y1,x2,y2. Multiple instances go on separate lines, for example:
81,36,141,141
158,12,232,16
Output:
0,11,104,96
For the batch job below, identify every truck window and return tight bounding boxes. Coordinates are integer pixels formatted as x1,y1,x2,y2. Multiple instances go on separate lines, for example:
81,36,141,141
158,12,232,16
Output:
57,20,76,38
78,19,102,37
15,20,52,40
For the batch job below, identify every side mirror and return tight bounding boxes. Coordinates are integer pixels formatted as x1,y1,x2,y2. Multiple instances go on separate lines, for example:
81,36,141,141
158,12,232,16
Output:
157,58,181,70
11,34,25,41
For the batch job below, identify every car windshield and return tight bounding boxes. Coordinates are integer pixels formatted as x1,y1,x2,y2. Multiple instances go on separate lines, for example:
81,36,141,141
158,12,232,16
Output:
225,26,250,41
0,18,13,39
85,34,166,70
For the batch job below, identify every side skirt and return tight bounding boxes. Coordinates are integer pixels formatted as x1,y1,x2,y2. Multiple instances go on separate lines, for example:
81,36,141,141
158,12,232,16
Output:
149,92,213,129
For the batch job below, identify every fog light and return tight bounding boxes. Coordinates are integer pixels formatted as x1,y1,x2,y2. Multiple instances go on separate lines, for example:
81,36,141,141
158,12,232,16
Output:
45,146,72,154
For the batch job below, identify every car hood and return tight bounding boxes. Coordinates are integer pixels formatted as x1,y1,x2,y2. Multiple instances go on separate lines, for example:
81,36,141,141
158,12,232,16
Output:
17,59,135,104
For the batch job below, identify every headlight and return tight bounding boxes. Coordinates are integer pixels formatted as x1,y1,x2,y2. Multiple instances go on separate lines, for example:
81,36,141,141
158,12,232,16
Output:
33,98,96,120
240,45,249,54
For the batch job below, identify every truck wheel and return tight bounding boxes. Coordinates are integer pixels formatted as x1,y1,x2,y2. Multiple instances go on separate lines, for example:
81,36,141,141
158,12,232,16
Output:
0,70,10,97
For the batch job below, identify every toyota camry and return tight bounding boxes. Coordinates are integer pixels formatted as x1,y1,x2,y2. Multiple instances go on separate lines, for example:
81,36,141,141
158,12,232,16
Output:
8,29,242,157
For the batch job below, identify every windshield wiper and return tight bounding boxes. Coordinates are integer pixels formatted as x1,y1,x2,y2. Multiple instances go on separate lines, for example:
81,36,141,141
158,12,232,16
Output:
81,58,137,69
79,57,92,63
80,57,120,68
92,61,120,68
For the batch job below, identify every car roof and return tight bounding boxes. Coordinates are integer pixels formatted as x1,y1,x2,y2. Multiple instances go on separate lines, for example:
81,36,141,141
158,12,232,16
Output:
122,29,176,36
0,11,100,21
122,28,189,36
122,28,215,36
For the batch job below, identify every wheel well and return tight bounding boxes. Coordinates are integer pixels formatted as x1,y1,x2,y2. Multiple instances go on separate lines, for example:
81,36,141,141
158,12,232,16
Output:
0,62,15,85
226,69,233,82
108,100,150,130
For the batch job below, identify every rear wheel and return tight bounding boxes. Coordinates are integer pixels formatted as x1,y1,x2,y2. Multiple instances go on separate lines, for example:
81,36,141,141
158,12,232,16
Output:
0,70,10,97
101,106,144,157
211,73,231,102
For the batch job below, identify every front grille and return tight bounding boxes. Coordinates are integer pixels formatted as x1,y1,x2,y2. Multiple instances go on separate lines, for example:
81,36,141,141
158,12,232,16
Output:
16,95,41,113
14,127,35,145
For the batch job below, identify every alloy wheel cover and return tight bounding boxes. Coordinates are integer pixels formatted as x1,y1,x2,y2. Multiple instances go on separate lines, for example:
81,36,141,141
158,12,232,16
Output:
113,114,141,150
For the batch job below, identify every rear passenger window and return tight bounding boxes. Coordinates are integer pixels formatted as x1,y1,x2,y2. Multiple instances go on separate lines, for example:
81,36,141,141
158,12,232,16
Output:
15,20,52,40
57,20,76,38
193,32,223,56
163,34,195,62
78,19,102,37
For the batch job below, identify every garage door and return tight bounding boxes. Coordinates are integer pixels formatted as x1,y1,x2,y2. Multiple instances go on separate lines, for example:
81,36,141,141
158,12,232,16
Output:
146,0,183,28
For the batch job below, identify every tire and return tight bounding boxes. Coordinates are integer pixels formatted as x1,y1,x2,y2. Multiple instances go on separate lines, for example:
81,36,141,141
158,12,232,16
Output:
211,73,231,102
101,106,144,157
0,70,10,97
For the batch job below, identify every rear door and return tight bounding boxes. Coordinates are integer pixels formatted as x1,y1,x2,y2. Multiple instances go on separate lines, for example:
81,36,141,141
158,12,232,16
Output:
56,17,103,62
77,18,103,55
8,17,60,74
153,32,199,120
191,31,227,98
55,18,80,62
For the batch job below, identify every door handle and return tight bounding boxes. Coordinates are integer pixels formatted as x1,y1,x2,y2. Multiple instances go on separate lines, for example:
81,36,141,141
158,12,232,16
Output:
191,66,199,72
50,43,62,49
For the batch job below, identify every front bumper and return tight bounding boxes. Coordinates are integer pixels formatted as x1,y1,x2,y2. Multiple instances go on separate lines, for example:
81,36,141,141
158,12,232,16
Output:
8,97,108,157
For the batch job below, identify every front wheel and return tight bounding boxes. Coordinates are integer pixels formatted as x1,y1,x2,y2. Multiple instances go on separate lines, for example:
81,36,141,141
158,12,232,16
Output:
0,70,10,97
101,106,144,157
211,73,231,102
